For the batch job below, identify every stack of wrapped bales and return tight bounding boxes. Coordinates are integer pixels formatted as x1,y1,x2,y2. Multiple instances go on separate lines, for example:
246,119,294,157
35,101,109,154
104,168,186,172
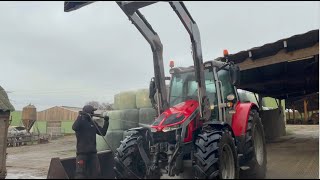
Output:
135,89,157,127
97,89,157,152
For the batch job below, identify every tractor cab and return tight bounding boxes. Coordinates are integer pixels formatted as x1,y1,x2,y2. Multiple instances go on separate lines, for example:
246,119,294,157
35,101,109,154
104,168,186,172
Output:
168,66,218,121
154,60,240,124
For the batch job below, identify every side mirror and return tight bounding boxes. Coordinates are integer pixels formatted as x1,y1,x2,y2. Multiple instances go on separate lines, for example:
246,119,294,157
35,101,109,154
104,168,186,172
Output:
229,64,240,86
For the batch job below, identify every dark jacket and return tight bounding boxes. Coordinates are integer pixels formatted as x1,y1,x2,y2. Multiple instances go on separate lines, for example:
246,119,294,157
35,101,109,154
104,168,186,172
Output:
72,113,109,154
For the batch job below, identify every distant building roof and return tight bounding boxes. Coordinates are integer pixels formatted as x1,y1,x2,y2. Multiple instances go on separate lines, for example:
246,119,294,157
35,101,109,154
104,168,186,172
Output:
60,106,106,115
38,106,107,115
60,106,82,112
0,85,15,112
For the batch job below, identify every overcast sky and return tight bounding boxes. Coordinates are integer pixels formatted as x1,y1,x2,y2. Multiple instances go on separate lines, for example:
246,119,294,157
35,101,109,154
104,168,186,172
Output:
0,1,319,111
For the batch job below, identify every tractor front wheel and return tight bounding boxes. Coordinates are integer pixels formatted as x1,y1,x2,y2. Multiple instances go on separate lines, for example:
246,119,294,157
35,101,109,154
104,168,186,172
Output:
114,133,147,179
114,132,160,179
193,127,239,179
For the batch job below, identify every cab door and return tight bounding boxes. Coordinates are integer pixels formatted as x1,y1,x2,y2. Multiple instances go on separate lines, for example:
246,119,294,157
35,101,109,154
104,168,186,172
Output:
215,68,238,124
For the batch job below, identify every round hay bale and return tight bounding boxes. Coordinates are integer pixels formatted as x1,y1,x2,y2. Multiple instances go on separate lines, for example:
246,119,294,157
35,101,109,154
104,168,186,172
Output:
119,109,139,130
136,89,152,108
139,108,157,125
106,110,122,120
116,91,137,110
113,93,121,110
106,109,139,130
120,109,139,123
96,130,124,152
96,135,107,152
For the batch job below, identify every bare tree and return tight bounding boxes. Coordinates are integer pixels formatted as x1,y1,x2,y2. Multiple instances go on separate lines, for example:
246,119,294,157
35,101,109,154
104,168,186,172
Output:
86,101,113,111
86,101,101,110
101,102,113,110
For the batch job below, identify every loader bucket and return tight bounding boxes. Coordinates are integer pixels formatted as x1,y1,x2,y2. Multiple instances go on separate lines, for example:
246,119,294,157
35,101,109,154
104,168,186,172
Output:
47,150,115,179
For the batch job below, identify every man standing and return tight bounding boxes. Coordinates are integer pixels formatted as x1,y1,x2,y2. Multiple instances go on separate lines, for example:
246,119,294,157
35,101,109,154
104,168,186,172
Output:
72,105,109,179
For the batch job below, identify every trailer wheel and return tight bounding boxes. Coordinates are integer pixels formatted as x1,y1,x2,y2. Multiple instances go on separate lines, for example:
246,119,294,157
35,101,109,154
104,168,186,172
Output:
242,109,267,179
114,132,160,179
193,127,239,179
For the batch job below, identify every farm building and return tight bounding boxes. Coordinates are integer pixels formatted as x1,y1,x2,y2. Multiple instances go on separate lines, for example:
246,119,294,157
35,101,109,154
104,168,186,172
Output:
34,106,81,135
34,106,105,135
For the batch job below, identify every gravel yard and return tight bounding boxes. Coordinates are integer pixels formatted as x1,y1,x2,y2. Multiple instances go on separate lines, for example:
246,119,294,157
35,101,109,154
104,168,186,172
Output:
5,125,319,179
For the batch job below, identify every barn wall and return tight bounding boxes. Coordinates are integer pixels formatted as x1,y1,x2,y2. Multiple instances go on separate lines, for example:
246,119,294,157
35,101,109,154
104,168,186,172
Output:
36,107,79,135
37,107,78,121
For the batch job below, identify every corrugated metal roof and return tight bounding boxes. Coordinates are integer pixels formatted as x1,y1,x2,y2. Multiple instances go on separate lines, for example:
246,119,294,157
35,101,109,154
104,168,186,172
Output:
216,29,319,64
0,86,15,112
215,29,319,100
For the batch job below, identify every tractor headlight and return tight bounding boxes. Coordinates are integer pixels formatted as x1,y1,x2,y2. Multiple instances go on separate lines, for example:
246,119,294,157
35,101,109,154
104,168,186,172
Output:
162,124,181,132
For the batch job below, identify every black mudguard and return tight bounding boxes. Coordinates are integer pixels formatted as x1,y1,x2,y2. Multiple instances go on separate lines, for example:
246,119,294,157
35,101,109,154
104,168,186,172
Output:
203,121,237,146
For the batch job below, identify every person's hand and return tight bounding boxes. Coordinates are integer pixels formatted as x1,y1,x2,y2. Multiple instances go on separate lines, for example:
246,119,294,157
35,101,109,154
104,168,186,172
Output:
104,115,109,122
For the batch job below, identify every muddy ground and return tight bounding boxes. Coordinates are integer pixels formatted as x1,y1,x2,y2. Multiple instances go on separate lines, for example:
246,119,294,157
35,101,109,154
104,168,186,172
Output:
5,125,319,179
265,125,319,179
6,135,77,179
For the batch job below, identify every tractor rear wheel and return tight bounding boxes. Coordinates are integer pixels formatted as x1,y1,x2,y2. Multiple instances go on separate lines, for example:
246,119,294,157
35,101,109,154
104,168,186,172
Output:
193,127,239,179
242,109,267,179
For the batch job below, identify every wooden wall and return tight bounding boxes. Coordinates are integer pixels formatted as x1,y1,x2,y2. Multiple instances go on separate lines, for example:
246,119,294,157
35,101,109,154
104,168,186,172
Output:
0,111,10,178
37,106,78,122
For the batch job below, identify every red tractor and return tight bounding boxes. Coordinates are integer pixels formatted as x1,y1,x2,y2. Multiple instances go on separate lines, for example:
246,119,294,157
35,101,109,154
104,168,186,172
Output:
115,62,267,179
64,1,267,179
